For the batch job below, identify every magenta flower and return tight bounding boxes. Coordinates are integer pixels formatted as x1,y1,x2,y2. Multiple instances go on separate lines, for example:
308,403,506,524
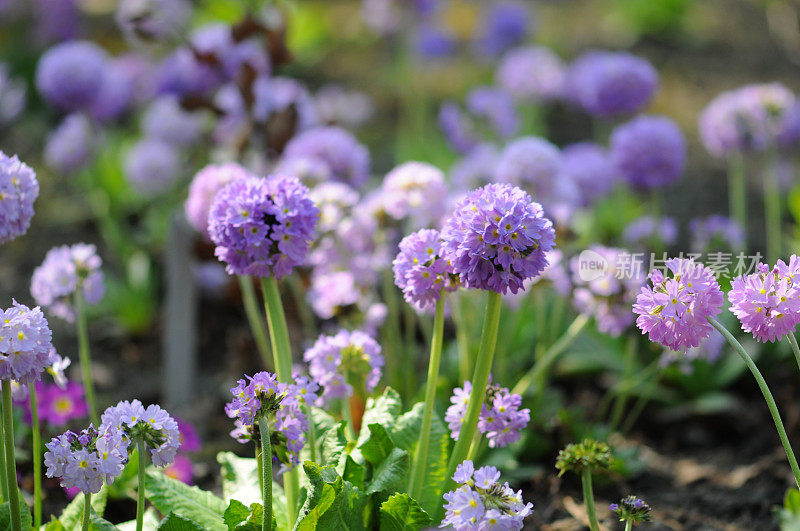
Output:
729,260,800,343
41,382,88,426
633,258,724,351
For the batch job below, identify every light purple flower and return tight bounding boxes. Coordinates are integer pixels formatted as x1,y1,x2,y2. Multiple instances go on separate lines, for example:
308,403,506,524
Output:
622,215,678,250
44,425,129,494
496,45,565,102
0,301,54,383
116,0,191,42
315,85,374,129
273,156,333,188
124,139,181,196
445,380,530,449
466,87,519,140
282,127,369,187
689,215,745,253
185,163,252,237
393,229,457,311
472,1,531,58
381,162,448,227
611,115,686,189
31,243,104,323
307,270,360,320
100,399,181,467
0,151,38,244
89,59,136,123
191,23,270,81
36,41,108,112
309,182,359,234
44,114,98,175
559,142,618,206
142,96,206,147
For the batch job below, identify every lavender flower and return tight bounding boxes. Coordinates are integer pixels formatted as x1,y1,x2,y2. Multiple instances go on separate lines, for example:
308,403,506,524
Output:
273,156,333,188
393,229,457,312
465,87,519,140
0,301,54,383
441,183,556,294
282,127,370,187
309,182,359,234
303,330,383,406
445,381,530,449
315,85,374,129
472,1,531,58
496,45,565,102
689,215,745,253
44,425,129,494
622,215,678,250
307,270,360,320
610,496,652,525
101,400,180,467
35,40,108,111
450,144,498,191
441,460,533,530
380,162,448,227
142,96,206,147
559,142,618,206
439,102,478,154
124,139,181,196
415,24,457,59
155,47,221,98
633,258,724,351
44,113,98,175
89,59,136,123
31,243,105,322
185,163,252,237
729,261,800,343
0,151,39,244
191,23,270,81
0,63,27,125
208,174,319,278
611,115,686,189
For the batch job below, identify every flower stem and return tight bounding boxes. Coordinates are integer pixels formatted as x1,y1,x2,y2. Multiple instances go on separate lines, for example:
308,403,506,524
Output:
260,420,273,531
441,292,502,501
608,336,637,432
408,294,445,499
260,276,298,528
709,316,800,487
454,292,472,383
763,151,781,264
728,151,747,245
29,383,41,528
0,404,7,504
2,380,20,531
787,333,800,373
238,275,272,370
75,290,99,425
81,491,91,531
342,399,356,441
581,468,600,531
625,520,632,531
303,403,318,462
381,272,404,396
136,440,147,531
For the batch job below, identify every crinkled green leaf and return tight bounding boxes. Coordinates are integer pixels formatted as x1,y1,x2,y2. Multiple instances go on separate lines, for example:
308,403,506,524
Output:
343,455,366,490
356,388,402,449
321,421,350,474
217,452,260,505
59,485,108,528
295,461,367,531
89,510,121,530
158,512,205,530
366,447,409,495
296,462,340,531
358,424,395,466
379,493,432,531
223,500,265,530
0,493,32,530
145,469,227,530
315,476,366,531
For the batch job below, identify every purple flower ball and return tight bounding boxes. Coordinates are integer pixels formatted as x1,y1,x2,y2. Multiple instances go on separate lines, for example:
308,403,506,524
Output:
465,86,519,140
633,258,724,351
307,270,360,320
124,139,181,196
473,1,531,58
381,161,448,227
0,301,54,383
36,41,108,112
689,215,744,253
185,163,253,237
208,174,319,278
496,45,565,102
0,151,39,244
89,59,136,123
44,113,97,175
622,215,678,249
282,127,370,187
156,47,222,98
142,96,206,147
315,85,374,129
439,102,478,154
441,183,556,294
191,23,271,81
393,229,457,311
559,142,618,206
445,380,530,449
415,24,457,59
101,399,181,467
44,425,129,494
611,115,686,189
273,156,332,188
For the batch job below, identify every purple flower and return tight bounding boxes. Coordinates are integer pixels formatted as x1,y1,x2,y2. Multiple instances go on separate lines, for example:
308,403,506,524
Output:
273,156,333,188
124,139,181,196
142,96,206,147
466,87,519,140
496,45,565,102
100,399,181,467
282,127,370,187
175,417,201,453
559,142,618,206
185,163,253,237
40,382,88,426
633,258,724,351
441,459,533,530
191,23,270,81
472,1,531,58
445,380,530,449
31,243,104,323
439,102,478,154
441,183,556,294
155,47,221,98
35,41,108,112
393,229,457,311
116,0,191,42
309,182,359,234
380,162,448,227
415,24,457,59
622,215,678,250
44,425,129,494
303,330,383,406
0,301,54,383
315,85,374,129
307,270,360,320
450,144,498,192
44,114,98,175
0,151,38,244
163,454,194,484
566,51,658,118
611,115,686,189
689,215,745,253
89,59,136,123
208,174,319,278
0,63,26,125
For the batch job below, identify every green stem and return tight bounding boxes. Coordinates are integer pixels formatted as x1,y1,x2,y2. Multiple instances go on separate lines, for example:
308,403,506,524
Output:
764,151,781,264
625,520,632,531
0,398,9,502
29,383,41,528
454,292,472,383
2,381,20,531
787,333,800,373
136,440,147,531
260,276,298,528
81,491,92,531
342,399,356,441
512,314,590,396
440,292,502,509
303,403,318,462
581,469,600,531
260,420,273,531
608,337,637,432
708,317,800,487
382,272,404,395
238,275,272,370
728,151,747,245
75,290,99,425
408,294,445,499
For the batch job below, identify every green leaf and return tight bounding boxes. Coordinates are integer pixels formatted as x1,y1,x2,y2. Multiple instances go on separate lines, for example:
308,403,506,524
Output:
0,493,32,530
89,510,121,530
224,500,251,529
45,520,67,531
296,462,340,531
366,447,409,496
379,493,432,531
158,512,206,530
223,500,265,530
356,389,402,448
343,455,366,490
321,421,350,474
358,424,395,466
296,461,366,531
217,452,260,505
145,469,227,530
390,403,449,516
315,477,366,531
117,508,160,530
59,485,109,528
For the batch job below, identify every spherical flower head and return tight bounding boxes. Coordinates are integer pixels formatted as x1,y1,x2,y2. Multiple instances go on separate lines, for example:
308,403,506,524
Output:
89,59,136,123
156,47,222,98
309,182,359,234
441,183,556,295
124,139,181,196
465,87,519,141
44,424,129,494
393,229,457,312
142,96,206,147
559,142,618,206
729,260,800,343
555,438,613,476
622,215,678,250
633,258,724,351
314,85,374,129
185,163,253,237
445,380,530,449
100,399,181,467
208,174,319,278
41,382,88,426
438,102,478,154
191,23,271,81
610,496,652,525
496,45,565,102
274,156,333,188
689,215,745,253
303,330,383,406
307,270,360,320
472,1,531,58
282,127,370,187
381,162,448,228
35,40,108,111
611,115,686,189
0,301,54,383
44,113,98,175
31,243,105,323
0,151,39,244
442,459,533,530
